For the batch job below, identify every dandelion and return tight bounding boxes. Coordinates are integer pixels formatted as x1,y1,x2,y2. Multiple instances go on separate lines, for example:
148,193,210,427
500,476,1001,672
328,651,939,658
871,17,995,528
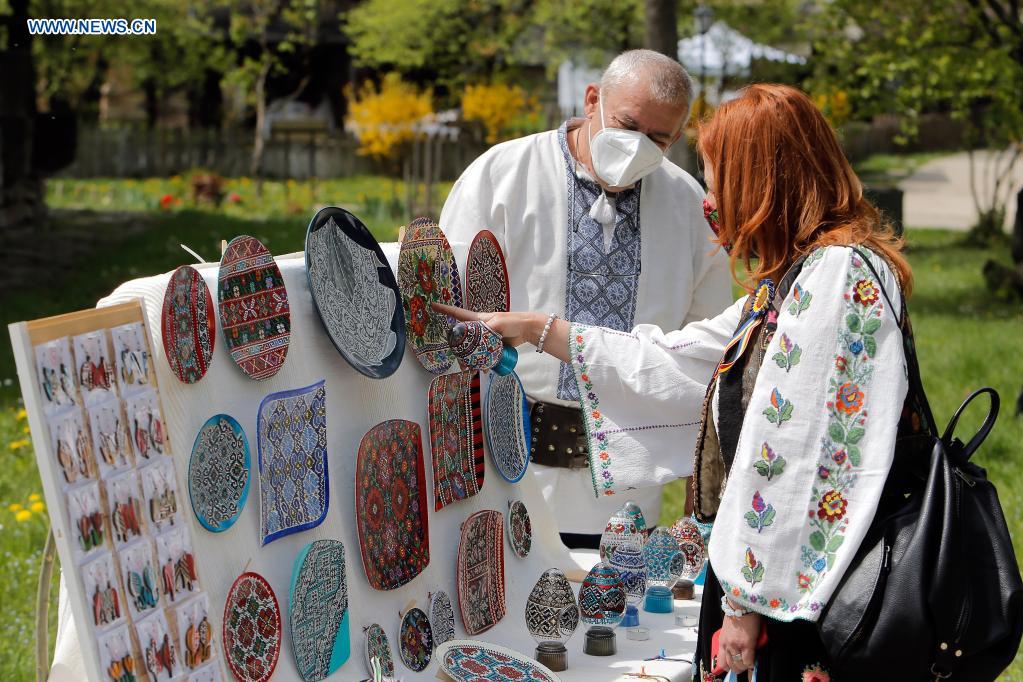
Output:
30,502,46,514
8,503,23,513
9,438,30,451
29,493,40,502
15,408,27,420
15,510,32,522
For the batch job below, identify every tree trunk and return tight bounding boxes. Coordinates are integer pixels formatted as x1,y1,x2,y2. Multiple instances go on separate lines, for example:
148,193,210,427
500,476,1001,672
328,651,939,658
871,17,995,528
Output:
251,60,272,197
644,0,679,60
0,0,46,237
1012,187,1023,265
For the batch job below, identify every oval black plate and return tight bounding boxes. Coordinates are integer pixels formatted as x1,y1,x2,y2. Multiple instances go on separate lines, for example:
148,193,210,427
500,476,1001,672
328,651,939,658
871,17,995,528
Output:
305,206,405,379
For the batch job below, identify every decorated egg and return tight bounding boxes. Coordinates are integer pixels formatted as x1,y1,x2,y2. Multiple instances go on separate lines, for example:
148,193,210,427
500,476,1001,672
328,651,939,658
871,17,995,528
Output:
668,517,707,581
599,505,642,563
609,542,646,604
644,527,683,588
578,563,626,628
525,568,579,645
622,500,648,538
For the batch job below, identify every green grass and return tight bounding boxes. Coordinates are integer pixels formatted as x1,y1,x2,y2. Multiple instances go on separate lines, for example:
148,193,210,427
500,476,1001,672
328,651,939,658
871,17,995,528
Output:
2,184,1021,678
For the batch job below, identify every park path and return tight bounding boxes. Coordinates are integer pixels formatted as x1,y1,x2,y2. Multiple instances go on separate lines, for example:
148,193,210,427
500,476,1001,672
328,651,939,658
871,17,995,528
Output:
900,150,1023,231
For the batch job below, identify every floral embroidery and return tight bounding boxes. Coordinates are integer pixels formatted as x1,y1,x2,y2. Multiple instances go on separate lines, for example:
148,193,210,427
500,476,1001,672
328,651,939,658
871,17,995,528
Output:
753,442,786,480
572,327,615,496
762,388,793,426
852,278,878,305
772,333,802,372
817,490,847,521
740,547,764,587
799,250,887,596
751,279,774,314
788,283,812,316
744,491,776,533
718,577,825,616
803,664,831,682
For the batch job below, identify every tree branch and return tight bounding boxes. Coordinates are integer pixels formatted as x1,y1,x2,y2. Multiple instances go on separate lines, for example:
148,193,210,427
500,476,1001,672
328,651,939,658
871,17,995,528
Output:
969,0,1006,46
982,0,1023,37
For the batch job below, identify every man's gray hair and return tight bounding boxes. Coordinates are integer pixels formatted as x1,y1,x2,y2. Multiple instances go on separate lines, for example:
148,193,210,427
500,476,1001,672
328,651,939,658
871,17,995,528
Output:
600,49,694,118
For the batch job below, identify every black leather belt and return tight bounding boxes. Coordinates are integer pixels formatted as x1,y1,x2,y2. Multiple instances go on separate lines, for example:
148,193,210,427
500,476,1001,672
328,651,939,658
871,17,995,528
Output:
529,400,589,469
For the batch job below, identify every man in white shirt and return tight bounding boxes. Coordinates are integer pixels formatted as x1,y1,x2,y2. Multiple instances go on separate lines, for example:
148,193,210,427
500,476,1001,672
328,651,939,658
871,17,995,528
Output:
440,49,731,548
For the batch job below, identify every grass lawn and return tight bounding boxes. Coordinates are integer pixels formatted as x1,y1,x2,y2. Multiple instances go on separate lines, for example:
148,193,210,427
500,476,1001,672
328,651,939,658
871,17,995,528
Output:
1,188,1021,678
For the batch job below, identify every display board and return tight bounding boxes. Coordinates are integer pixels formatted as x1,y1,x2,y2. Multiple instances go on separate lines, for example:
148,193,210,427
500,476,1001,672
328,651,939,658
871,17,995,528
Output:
12,243,698,682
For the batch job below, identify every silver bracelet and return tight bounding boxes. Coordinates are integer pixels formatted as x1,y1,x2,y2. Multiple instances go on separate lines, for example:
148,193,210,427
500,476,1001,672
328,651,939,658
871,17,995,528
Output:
721,595,750,618
536,313,559,354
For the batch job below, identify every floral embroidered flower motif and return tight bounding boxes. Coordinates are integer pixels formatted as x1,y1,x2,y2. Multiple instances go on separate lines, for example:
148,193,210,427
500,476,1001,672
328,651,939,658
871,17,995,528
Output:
852,278,878,305
703,198,729,253
817,490,847,522
834,382,864,414
744,491,776,533
415,256,435,294
772,333,802,372
408,295,428,338
763,388,793,426
572,327,615,496
753,442,786,480
788,282,812,316
741,547,764,587
803,664,831,682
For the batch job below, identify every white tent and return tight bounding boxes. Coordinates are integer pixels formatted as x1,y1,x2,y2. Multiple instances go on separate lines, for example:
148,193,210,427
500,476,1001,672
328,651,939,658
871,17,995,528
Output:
678,20,805,80
557,21,806,116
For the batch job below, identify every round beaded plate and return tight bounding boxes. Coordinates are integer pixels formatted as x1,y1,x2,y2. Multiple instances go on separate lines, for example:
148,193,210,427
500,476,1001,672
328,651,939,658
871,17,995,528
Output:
161,265,216,384
187,413,250,533
507,500,532,558
429,590,456,646
223,571,281,682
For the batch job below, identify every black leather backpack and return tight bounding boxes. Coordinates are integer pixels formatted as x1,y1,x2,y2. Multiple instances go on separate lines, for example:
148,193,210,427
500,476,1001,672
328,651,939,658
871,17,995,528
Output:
816,250,1023,680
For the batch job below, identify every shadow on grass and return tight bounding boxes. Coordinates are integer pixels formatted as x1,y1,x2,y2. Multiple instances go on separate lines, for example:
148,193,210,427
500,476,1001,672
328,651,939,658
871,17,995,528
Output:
0,209,336,401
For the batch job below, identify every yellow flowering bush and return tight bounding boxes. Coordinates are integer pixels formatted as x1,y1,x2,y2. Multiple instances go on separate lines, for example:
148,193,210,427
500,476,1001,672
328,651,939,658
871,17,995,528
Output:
461,83,529,144
346,73,434,161
813,90,851,128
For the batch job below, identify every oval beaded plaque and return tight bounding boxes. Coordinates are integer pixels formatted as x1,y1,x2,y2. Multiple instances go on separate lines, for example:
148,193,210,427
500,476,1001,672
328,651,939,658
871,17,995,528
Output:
398,607,433,672
438,640,561,682
161,265,216,384
429,590,456,646
507,500,532,558
485,371,531,483
217,235,291,380
464,229,510,313
363,623,395,678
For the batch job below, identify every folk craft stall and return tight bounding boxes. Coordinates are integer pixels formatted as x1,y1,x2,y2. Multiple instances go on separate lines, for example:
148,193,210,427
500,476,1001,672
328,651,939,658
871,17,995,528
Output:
14,228,700,682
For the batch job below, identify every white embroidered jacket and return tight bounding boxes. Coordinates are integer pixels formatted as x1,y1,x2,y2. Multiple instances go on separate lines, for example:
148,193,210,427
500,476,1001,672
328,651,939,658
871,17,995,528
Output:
570,246,908,621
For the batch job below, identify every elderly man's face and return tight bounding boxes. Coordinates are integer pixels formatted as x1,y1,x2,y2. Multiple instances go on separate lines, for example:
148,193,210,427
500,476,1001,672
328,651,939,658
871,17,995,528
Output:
583,79,688,151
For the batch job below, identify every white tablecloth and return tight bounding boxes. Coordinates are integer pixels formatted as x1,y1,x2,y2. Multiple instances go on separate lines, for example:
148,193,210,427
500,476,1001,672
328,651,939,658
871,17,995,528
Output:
46,244,698,682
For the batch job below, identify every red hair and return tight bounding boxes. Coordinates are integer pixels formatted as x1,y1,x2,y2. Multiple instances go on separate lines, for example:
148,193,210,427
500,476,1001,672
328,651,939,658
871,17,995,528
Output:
697,84,912,295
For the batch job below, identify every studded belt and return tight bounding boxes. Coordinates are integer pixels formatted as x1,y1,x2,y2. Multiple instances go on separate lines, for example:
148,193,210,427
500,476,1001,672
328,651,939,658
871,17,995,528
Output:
529,400,589,469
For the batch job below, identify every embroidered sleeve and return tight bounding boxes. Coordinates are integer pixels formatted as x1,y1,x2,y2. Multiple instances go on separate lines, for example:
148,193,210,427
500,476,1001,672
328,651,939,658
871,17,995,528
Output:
707,246,907,622
570,298,745,497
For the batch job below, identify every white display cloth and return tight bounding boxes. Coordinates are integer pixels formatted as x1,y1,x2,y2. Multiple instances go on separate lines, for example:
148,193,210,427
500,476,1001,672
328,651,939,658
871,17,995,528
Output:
48,245,698,681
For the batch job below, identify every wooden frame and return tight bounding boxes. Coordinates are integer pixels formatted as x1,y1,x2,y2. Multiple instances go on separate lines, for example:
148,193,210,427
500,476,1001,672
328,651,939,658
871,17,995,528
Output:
9,299,176,682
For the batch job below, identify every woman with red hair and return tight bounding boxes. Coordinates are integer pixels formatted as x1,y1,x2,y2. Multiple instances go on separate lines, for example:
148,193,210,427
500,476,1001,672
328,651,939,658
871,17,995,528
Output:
438,84,917,679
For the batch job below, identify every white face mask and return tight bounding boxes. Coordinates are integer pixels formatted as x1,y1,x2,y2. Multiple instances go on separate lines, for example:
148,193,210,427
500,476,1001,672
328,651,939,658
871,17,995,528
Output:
588,91,665,189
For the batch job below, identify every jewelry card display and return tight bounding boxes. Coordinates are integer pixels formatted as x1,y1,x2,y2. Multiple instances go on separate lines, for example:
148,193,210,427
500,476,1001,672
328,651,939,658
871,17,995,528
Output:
67,481,106,561
13,301,220,682
111,322,154,395
140,457,180,533
124,389,166,461
176,594,216,672
135,609,181,680
51,407,95,487
35,336,79,415
105,470,145,548
73,329,118,406
97,624,137,682
156,525,200,603
120,540,161,619
81,552,125,631
89,399,133,477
